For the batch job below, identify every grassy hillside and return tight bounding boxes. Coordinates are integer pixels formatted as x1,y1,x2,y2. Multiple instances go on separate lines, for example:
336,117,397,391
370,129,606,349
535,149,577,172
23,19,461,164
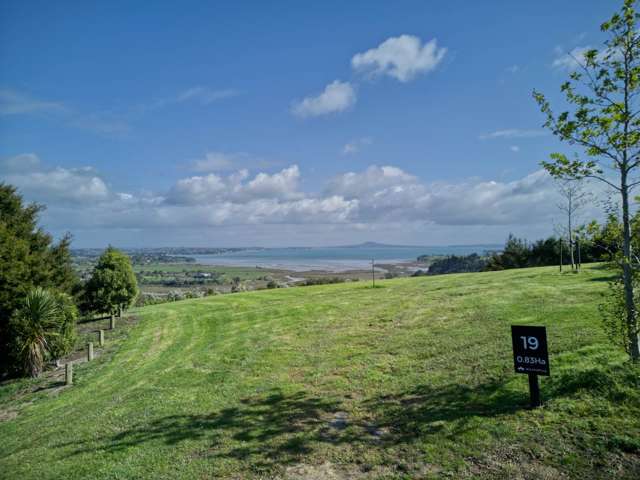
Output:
1,265,639,479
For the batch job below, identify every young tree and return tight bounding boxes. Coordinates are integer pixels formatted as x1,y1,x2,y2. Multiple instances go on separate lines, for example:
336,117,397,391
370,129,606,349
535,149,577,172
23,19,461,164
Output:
555,179,590,271
533,0,640,360
83,247,138,316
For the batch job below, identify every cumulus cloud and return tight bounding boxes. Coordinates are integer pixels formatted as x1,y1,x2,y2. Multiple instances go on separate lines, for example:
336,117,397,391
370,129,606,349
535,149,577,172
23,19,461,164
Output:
167,165,302,205
326,165,604,227
478,129,547,140
342,137,373,155
291,81,356,118
1,154,110,204
351,35,447,82
5,155,606,239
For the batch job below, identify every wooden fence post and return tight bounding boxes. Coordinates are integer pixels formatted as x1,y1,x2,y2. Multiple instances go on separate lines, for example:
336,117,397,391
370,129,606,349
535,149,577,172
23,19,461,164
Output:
65,362,73,385
99,329,105,347
110,315,115,330
87,342,94,361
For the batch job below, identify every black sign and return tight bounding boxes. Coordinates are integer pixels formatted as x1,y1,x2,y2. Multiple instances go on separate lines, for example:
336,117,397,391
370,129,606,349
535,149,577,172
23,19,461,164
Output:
511,325,550,376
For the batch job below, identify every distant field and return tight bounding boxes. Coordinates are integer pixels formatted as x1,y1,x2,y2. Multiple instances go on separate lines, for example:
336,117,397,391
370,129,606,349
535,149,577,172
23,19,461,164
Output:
132,263,272,278
1,264,639,479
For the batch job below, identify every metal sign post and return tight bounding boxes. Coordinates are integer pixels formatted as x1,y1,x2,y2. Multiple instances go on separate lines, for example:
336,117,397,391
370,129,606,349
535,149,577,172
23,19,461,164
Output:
371,259,375,288
511,325,550,408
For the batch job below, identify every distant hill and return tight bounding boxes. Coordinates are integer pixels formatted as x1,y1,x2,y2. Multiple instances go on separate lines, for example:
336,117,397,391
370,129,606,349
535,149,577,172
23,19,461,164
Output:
336,241,427,249
335,241,502,250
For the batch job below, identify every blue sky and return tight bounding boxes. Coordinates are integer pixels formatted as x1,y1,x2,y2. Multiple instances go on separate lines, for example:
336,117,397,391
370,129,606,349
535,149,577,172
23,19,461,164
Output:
0,0,613,247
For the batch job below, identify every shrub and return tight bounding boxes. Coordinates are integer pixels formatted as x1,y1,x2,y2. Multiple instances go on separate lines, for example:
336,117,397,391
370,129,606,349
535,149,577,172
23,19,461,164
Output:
47,292,78,361
10,288,76,377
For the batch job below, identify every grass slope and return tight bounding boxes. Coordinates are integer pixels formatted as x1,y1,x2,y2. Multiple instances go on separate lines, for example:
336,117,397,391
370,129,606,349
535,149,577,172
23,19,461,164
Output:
1,265,639,479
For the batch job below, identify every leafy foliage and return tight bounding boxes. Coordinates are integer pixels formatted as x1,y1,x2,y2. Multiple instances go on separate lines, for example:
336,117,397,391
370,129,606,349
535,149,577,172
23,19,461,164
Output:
83,247,139,315
10,288,64,377
0,184,78,374
533,0,640,358
47,292,78,361
426,253,488,275
600,275,640,354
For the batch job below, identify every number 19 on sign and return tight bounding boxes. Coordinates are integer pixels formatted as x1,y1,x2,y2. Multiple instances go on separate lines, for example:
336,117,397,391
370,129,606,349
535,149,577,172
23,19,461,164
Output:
511,325,550,408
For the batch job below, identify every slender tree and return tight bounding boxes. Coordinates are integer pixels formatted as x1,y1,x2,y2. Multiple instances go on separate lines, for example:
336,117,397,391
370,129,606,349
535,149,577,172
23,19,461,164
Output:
534,0,640,360
555,179,590,271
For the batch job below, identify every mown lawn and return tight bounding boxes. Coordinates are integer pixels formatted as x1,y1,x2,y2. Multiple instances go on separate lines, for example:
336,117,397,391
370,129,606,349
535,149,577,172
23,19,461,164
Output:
0,265,639,479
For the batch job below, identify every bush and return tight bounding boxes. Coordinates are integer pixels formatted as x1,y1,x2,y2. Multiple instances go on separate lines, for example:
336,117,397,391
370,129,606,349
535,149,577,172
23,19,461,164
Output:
10,288,77,377
302,277,345,286
47,292,78,361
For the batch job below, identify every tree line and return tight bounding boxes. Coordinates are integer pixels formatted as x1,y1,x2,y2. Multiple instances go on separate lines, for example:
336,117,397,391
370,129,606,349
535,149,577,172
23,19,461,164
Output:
423,211,635,275
0,184,138,378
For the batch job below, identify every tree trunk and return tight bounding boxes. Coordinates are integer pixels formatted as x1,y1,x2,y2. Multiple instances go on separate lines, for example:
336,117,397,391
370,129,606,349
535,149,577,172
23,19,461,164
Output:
559,238,563,273
621,172,640,360
568,197,575,271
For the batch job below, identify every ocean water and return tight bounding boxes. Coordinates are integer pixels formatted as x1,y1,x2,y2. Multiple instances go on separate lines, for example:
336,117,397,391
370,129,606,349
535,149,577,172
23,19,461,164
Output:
190,244,500,272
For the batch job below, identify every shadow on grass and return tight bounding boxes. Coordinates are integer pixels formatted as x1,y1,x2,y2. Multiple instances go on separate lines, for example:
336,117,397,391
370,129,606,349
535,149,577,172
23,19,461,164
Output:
589,276,618,283
362,379,526,442
58,377,533,469
60,390,342,468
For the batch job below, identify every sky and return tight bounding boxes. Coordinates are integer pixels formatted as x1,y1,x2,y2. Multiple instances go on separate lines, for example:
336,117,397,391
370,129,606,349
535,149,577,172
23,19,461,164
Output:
0,0,618,247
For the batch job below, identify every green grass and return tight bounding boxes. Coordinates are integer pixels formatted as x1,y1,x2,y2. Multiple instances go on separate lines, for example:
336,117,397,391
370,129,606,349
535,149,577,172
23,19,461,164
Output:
133,262,273,280
1,265,639,479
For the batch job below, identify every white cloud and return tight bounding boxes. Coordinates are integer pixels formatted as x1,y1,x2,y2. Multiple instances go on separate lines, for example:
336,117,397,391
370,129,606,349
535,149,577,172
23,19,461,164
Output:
351,35,447,82
342,137,373,155
0,89,67,115
0,88,131,137
552,45,619,71
552,46,593,71
1,154,109,204
326,166,606,227
0,153,41,172
175,87,240,105
6,155,607,241
506,65,519,74
291,80,356,118
167,165,302,205
478,129,548,140
69,112,131,136
191,152,237,172
328,165,417,199
510,146,520,152
189,151,280,173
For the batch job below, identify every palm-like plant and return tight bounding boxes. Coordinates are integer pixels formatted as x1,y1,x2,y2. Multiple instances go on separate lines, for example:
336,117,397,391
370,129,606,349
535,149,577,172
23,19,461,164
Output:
11,288,61,377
